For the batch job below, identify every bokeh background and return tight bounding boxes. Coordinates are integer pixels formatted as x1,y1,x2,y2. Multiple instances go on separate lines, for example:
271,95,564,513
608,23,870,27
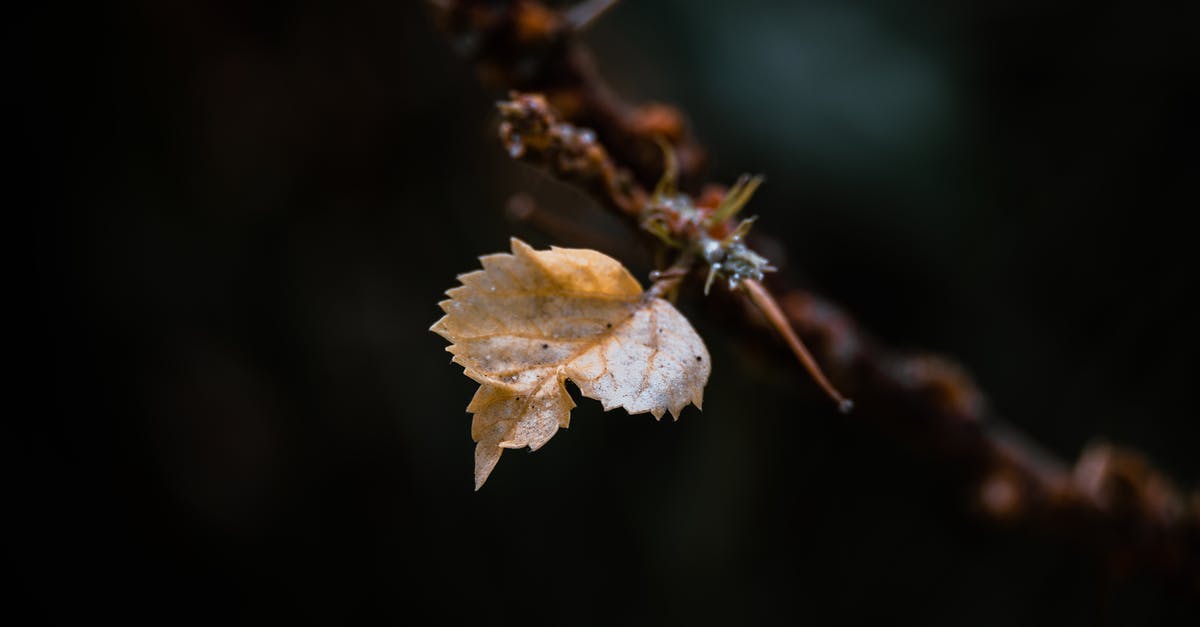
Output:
24,1,1198,624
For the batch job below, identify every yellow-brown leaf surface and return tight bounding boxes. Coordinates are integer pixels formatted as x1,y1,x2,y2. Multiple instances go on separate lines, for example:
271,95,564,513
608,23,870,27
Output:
431,238,710,489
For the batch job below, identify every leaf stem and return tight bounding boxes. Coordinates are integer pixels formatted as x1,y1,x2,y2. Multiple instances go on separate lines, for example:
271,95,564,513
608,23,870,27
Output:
646,254,694,302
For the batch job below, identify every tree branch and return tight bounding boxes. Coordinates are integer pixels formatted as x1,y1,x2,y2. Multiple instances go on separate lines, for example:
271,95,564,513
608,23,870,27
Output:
430,0,1200,590
433,0,706,190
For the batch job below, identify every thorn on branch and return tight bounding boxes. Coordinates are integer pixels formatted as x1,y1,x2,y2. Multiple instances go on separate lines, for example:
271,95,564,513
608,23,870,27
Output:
743,279,852,411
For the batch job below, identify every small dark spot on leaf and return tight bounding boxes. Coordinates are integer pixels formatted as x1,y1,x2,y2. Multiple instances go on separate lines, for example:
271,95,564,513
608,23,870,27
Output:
542,343,549,349
695,356,702,362
606,322,612,328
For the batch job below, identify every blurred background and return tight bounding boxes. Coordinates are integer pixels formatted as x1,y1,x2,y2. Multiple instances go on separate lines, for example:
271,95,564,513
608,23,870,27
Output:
22,0,1198,624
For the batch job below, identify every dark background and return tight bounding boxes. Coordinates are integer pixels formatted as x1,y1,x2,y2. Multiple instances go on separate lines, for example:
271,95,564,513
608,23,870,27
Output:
21,1,1199,624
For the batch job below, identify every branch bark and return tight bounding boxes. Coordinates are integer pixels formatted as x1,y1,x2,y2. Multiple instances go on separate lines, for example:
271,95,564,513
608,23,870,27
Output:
430,0,1200,591
433,0,706,190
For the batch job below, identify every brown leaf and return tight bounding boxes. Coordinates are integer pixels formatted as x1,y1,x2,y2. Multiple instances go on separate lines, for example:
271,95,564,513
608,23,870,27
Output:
431,238,710,489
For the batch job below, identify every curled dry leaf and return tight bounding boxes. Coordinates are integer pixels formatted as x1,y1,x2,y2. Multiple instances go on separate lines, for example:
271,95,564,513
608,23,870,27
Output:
431,238,710,489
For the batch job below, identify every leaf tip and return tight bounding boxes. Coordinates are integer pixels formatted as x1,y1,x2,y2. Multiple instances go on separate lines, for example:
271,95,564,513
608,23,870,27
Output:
474,443,503,491
509,237,534,257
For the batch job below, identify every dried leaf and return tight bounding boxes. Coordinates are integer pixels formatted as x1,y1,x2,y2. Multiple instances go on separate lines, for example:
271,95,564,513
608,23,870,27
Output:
431,238,710,489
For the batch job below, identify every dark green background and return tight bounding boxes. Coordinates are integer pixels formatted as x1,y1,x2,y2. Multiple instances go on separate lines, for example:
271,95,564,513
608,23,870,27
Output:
24,1,1198,624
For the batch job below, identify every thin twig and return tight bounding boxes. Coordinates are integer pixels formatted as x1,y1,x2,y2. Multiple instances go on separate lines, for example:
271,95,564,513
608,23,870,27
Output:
432,0,706,189
497,92,647,217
